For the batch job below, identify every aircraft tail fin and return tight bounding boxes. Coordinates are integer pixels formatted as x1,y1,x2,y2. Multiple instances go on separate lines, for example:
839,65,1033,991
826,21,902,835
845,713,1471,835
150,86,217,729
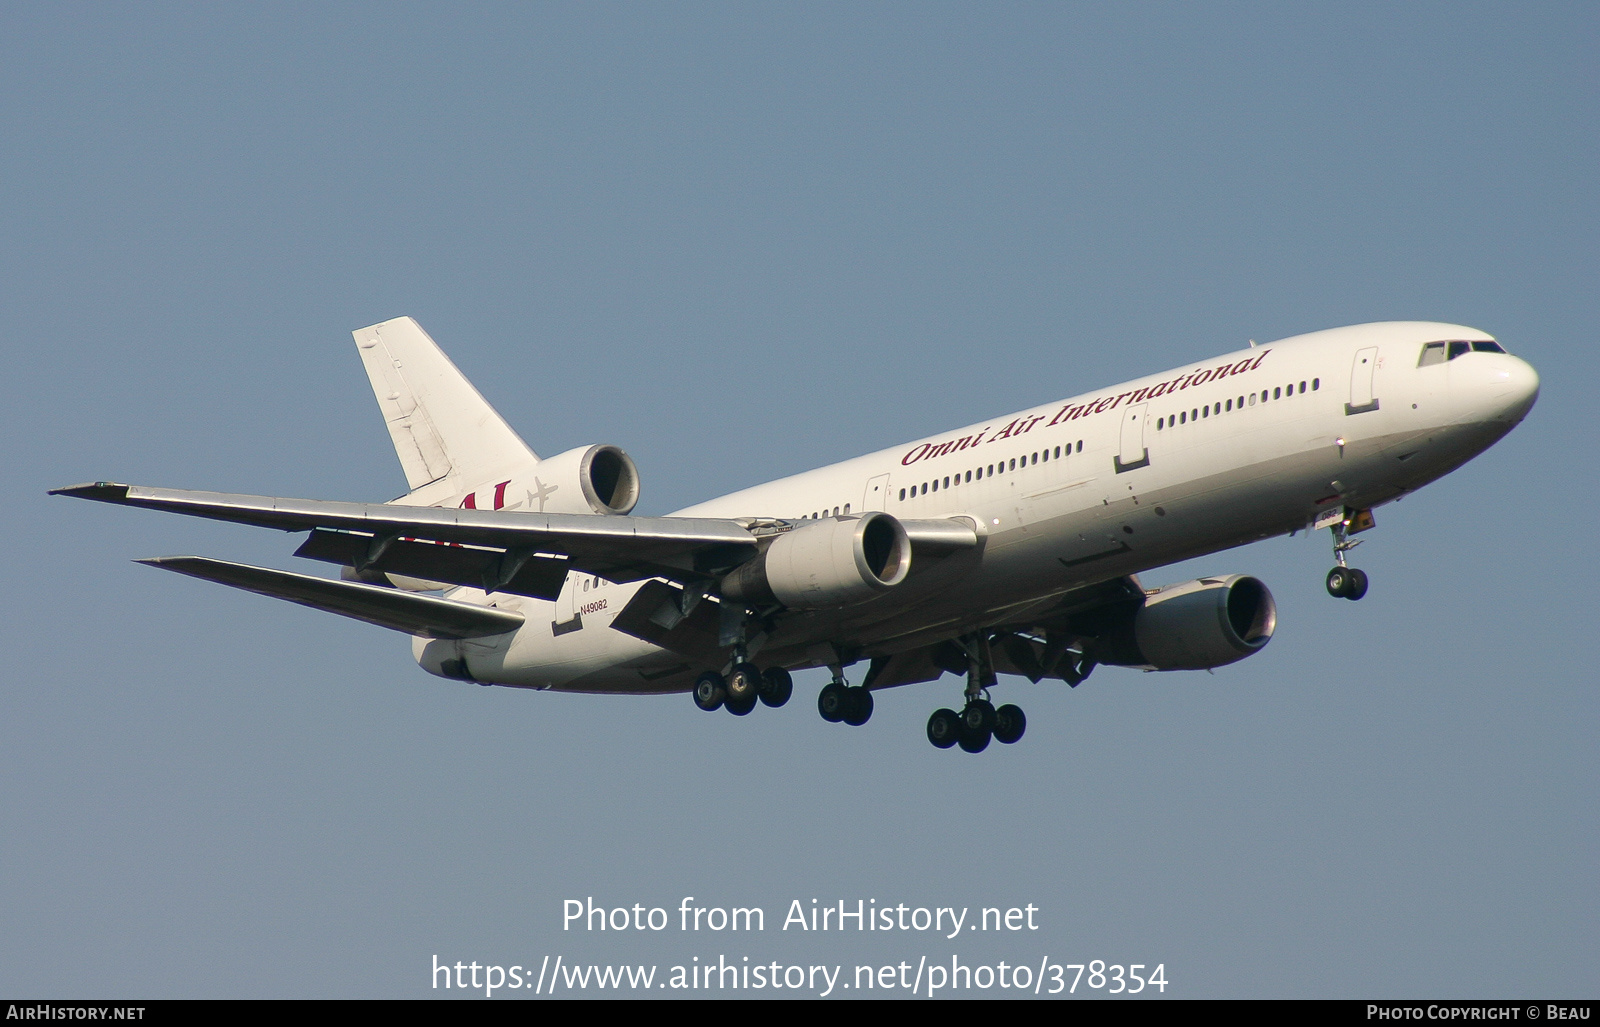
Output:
352,317,539,495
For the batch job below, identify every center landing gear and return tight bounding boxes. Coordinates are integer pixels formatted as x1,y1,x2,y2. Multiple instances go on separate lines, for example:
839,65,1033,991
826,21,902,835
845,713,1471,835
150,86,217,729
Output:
818,668,873,726
928,633,1027,753
1324,512,1370,601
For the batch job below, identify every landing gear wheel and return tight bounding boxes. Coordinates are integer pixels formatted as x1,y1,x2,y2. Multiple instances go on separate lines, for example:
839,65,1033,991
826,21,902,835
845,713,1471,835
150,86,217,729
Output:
961,699,997,735
692,671,726,712
726,662,762,707
958,722,991,753
841,688,874,726
927,708,961,749
1345,568,1369,601
1325,566,1352,598
758,667,793,708
958,699,995,753
725,692,758,716
818,682,849,723
993,704,1026,744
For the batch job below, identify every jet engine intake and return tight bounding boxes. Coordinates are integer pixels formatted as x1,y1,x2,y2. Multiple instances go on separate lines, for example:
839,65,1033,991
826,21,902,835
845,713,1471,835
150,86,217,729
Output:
1100,574,1277,671
720,513,911,610
529,445,641,515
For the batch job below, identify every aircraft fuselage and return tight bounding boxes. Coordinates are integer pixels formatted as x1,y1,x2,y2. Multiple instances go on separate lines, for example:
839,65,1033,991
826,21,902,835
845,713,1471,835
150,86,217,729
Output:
422,321,1538,693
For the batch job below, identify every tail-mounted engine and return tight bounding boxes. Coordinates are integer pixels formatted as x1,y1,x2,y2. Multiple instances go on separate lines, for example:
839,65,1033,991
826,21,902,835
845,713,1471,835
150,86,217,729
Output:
529,445,641,515
1095,575,1277,671
720,512,912,610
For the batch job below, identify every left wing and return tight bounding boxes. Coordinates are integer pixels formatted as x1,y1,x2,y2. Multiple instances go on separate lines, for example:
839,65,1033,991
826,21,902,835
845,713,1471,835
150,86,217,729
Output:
51,482,760,591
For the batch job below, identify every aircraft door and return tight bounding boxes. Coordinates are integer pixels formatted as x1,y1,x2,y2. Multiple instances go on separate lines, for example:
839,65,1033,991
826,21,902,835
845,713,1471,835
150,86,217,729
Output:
862,473,891,512
1346,346,1380,414
1114,403,1150,473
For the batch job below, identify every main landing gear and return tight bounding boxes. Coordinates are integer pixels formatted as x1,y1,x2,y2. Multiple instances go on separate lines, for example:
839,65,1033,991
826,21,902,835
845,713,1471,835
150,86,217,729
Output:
692,665,793,716
1324,513,1370,601
927,633,1027,753
692,602,794,716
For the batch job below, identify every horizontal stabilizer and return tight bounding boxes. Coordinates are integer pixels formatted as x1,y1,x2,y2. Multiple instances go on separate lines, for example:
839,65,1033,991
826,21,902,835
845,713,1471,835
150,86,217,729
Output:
138,556,525,639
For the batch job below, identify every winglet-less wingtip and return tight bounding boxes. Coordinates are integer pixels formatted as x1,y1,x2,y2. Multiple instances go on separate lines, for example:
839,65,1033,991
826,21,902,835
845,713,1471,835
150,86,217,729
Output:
49,482,131,501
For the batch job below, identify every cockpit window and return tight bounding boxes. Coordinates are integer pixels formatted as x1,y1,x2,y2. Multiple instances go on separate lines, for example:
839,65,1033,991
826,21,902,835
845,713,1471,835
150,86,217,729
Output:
1422,340,1507,364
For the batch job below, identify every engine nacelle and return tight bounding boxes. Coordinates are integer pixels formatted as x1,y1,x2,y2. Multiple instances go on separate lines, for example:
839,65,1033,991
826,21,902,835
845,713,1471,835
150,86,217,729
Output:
530,445,641,515
1106,575,1277,671
721,513,912,610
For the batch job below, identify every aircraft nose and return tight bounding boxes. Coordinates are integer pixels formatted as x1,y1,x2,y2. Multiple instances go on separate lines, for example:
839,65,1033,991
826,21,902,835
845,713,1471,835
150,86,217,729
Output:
1489,355,1540,422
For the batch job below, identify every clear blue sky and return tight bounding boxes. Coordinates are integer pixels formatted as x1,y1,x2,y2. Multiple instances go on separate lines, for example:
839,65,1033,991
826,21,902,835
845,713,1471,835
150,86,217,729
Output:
3,2,1595,998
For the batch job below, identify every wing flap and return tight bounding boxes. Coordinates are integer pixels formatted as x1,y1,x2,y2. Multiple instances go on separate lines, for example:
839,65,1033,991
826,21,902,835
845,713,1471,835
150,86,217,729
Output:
293,528,570,600
609,580,723,659
139,556,526,639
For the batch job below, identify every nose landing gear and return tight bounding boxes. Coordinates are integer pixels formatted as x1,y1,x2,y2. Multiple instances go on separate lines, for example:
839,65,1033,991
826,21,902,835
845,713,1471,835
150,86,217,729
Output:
1325,565,1369,600
1324,509,1372,600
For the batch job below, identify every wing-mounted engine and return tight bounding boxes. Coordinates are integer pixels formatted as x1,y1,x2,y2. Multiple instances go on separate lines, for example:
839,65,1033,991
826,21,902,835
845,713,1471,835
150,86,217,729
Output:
720,512,911,610
528,445,641,515
1111,574,1277,671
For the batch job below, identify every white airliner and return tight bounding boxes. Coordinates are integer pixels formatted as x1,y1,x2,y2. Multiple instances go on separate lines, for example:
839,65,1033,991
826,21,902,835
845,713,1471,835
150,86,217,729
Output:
54,318,1538,752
